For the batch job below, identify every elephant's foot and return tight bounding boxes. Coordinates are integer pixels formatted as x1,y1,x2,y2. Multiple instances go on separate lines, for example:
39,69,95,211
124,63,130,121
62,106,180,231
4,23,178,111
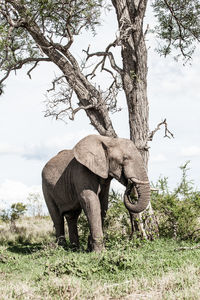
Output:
56,235,67,247
69,242,80,251
93,243,105,252
87,235,105,252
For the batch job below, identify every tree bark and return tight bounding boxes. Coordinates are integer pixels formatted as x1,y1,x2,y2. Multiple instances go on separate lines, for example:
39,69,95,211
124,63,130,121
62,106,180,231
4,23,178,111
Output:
112,0,159,239
112,0,149,161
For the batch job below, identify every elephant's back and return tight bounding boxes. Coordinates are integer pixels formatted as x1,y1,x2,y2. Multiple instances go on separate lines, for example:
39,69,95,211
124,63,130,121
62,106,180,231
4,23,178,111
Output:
42,150,74,188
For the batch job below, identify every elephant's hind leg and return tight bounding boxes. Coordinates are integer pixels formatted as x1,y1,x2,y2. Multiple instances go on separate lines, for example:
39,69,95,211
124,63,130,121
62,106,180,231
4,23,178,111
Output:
42,186,66,245
65,209,82,249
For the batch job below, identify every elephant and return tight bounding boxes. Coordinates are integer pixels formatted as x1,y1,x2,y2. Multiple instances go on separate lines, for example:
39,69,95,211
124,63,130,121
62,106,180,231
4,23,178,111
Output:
42,134,150,252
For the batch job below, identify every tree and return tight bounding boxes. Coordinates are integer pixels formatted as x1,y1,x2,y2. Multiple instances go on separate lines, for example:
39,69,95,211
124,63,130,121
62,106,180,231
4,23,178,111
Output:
27,192,44,217
0,0,199,238
0,202,27,231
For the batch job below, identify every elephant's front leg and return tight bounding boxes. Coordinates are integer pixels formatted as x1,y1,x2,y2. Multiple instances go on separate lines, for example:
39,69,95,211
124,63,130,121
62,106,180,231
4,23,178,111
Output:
80,190,104,252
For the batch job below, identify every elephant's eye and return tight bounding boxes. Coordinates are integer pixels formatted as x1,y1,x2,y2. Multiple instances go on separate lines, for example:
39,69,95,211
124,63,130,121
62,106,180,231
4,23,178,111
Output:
123,156,128,161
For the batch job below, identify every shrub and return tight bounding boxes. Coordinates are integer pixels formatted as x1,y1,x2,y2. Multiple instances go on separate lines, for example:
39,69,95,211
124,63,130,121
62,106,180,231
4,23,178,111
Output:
0,202,27,231
77,189,132,249
78,162,200,244
151,162,200,241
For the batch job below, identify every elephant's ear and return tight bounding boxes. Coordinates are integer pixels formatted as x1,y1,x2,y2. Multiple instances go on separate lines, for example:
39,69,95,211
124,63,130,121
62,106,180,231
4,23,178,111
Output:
73,135,109,179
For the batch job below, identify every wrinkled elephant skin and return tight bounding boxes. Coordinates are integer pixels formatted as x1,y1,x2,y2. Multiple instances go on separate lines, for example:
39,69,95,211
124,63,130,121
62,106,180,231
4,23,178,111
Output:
42,135,151,251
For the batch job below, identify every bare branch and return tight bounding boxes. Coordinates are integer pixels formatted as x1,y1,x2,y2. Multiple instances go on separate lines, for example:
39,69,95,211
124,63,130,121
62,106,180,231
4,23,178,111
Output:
47,75,67,93
0,57,51,87
69,104,96,120
45,75,101,123
1,0,117,138
27,61,39,79
102,75,122,113
83,41,123,78
144,24,150,36
47,24,74,54
149,119,174,141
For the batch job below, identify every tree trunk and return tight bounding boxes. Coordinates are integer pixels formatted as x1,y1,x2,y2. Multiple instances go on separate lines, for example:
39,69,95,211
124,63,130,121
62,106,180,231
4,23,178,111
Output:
112,0,159,239
8,0,158,239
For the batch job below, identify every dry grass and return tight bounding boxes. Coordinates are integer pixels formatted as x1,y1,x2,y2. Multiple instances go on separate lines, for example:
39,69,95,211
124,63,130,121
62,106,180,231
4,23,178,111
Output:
0,216,54,244
0,264,199,299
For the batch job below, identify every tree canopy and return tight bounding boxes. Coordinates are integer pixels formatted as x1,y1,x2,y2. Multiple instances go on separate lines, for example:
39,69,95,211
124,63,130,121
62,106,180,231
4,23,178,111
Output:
0,0,106,90
152,0,200,61
0,0,199,157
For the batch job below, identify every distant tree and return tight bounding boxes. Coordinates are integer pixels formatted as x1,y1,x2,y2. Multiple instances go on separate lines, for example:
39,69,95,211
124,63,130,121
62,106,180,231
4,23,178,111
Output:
0,0,199,238
0,202,27,231
27,192,43,217
0,208,9,223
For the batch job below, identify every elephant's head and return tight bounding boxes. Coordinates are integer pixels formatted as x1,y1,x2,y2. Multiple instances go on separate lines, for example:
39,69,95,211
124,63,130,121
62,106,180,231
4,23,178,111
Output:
73,135,150,213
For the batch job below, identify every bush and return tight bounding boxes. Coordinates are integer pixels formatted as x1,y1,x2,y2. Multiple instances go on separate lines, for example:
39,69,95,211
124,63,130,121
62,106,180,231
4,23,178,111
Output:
151,162,200,241
77,189,131,248
79,162,200,244
0,202,27,231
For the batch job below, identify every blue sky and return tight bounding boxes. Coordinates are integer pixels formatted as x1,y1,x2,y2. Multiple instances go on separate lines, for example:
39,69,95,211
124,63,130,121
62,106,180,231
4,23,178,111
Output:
0,5,200,209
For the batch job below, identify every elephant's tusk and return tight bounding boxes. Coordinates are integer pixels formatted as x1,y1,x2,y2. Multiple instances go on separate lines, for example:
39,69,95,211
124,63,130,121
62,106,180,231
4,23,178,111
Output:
130,177,149,185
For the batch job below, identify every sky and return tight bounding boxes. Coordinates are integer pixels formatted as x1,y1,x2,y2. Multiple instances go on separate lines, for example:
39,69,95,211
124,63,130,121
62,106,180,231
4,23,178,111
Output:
0,4,200,210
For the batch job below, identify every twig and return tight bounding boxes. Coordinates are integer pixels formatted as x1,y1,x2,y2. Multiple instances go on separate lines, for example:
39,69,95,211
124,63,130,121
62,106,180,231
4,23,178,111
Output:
27,61,39,79
83,41,122,78
47,75,67,92
148,119,174,141
69,104,96,120
0,57,50,86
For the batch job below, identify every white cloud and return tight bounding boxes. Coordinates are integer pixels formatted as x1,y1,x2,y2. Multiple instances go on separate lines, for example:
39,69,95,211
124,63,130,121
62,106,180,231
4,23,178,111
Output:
150,154,167,163
181,146,200,157
0,180,43,209
0,129,92,161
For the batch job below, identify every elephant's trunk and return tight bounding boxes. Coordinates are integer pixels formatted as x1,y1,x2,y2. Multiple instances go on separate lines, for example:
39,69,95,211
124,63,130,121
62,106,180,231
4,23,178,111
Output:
124,181,150,213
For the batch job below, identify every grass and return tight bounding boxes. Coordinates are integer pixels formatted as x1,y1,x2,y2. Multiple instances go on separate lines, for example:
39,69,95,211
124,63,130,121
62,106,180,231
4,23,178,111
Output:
0,217,200,299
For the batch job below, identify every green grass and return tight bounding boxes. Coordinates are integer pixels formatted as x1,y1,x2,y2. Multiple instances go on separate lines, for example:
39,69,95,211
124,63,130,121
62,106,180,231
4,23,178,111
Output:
0,217,200,299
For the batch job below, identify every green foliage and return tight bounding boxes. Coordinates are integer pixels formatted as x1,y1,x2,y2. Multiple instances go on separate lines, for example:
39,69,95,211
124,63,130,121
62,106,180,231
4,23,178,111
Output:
44,239,200,282
106,190,130,234
1,230,200,299
0,208,9,222
77,189,131,249
151,162,200,241
57,162,200,247
0,216,200,298
0,202,27,223
0,0,107,75
10,202,27,222
152,0,200,61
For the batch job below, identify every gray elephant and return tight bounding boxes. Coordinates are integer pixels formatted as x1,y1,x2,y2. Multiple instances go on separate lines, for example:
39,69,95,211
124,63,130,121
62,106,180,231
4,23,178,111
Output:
42,134,150,251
